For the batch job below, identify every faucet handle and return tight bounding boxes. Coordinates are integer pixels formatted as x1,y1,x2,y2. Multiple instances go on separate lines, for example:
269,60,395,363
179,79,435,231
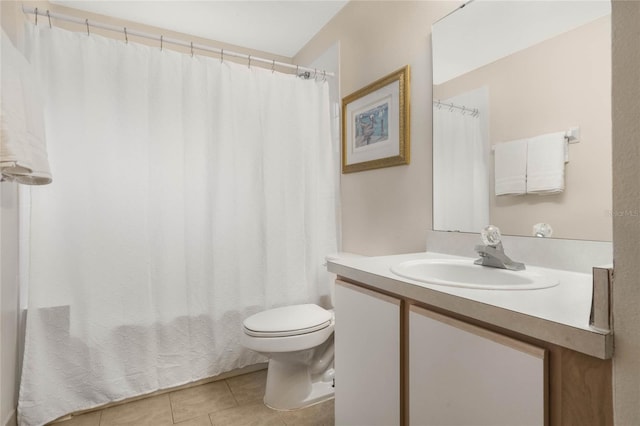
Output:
533,223,553,238
480,225,502,247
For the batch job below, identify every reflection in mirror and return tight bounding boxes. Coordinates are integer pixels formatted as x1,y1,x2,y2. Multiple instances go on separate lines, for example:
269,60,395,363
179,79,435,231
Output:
432,0,612,241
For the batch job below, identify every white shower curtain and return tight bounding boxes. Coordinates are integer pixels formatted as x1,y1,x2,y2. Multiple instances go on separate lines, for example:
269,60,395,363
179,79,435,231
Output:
432,107,489,233
18,24,338,426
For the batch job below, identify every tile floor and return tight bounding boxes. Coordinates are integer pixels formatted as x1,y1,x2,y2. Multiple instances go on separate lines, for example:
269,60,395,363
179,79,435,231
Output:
51,369,335,426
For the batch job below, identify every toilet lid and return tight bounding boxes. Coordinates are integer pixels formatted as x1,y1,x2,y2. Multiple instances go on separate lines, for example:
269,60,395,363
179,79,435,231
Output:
243,304,332,337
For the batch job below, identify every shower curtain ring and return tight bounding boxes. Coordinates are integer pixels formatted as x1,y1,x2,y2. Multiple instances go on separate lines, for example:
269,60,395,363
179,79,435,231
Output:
190,42,194,57
160,35,163,51
248,55,251,69
124,27,128,44
34,8,38,25
296,65,299,76
322,70,326,81
47,10,52,28
272,59,275,73
313,68,317,79
85,19,90,36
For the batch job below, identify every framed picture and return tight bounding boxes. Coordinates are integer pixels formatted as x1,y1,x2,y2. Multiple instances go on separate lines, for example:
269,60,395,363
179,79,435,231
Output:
341,66,410,173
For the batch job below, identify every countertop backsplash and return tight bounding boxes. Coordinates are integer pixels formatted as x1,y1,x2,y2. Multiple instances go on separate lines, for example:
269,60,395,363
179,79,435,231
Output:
426,230,612,274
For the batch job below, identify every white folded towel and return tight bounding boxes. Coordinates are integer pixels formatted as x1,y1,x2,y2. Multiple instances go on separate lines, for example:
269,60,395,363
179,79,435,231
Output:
494,139,527,196
526,131,566,195
1,30,52,185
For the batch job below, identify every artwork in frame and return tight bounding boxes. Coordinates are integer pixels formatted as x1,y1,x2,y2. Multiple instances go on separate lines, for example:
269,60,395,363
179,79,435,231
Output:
341,66,410,173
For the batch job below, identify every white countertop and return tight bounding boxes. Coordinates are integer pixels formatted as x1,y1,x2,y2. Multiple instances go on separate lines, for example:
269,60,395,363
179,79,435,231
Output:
327,251,612,359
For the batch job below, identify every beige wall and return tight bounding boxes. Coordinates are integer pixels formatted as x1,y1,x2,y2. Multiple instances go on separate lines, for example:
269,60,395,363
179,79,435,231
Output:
434,17,612,241
295,1,459,255
611,1,640,424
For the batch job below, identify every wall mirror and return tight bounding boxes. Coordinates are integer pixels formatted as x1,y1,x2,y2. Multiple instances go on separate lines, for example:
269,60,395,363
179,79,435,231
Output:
432,0,612,241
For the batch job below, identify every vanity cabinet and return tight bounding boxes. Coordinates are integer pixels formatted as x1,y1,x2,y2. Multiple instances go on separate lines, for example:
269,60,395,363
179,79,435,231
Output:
409,305,546,425
334,280,401,426
334,277,612,426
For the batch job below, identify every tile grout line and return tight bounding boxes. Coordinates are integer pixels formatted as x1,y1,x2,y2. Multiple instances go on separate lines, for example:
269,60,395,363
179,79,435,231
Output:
223,379,241,407
276,410,288,426
168,391,177,425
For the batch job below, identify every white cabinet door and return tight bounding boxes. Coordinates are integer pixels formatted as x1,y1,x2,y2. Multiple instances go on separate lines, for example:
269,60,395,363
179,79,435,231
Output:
410,305,547,426
335,280,401,426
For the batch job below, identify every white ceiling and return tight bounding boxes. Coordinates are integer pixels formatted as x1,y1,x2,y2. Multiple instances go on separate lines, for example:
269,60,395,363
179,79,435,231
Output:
50,1,349,57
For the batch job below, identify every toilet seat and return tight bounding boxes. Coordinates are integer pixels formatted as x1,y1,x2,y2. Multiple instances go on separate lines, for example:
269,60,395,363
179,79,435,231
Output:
244,304,332,337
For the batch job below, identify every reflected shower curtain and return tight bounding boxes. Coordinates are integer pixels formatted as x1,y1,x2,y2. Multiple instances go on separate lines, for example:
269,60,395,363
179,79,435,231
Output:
19,24,337,426
432,107,489,233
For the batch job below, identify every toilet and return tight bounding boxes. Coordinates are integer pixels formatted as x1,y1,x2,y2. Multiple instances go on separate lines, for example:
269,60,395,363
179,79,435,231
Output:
241,253,359,410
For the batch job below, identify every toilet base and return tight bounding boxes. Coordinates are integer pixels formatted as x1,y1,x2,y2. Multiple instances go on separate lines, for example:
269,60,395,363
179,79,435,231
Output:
263,355,335,410
265,375,334,411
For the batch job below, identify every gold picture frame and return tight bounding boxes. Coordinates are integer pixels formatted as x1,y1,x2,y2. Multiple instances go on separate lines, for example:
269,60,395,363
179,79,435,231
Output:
341,66,410,173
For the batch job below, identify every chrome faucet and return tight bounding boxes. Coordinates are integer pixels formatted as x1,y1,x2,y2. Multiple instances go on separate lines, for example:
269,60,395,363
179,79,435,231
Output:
474,225,525,271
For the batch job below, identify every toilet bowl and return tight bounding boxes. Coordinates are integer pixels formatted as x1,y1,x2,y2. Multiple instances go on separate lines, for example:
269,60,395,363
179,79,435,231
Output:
242,304,335,410
241,253,360,410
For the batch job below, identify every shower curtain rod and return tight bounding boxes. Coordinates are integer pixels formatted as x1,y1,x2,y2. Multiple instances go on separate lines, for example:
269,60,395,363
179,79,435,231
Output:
21,6,334,79
433,99,479,116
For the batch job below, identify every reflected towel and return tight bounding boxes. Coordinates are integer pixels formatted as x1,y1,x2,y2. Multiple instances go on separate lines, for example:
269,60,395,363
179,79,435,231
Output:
526,132,566,194
1,30,52,185
494,139,527,196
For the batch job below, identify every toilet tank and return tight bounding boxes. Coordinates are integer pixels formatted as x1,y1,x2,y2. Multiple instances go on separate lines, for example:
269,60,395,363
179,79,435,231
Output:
325,252,363,308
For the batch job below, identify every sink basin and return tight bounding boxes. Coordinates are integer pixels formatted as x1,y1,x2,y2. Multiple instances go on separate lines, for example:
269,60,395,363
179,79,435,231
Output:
390,259,559,290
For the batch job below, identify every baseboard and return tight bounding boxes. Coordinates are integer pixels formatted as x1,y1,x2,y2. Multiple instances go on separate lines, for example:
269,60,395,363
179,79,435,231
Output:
3,409,17,426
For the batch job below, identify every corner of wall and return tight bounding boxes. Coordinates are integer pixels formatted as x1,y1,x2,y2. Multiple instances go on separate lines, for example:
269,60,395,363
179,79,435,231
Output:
0,0,30,409
0,182,20,426
611,1,640,424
